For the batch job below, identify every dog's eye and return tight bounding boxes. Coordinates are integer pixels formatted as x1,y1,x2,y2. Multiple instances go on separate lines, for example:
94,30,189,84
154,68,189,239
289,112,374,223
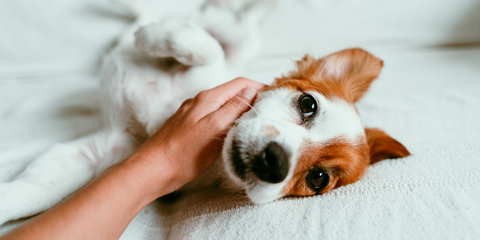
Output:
306,169,329,193
299,95,317,117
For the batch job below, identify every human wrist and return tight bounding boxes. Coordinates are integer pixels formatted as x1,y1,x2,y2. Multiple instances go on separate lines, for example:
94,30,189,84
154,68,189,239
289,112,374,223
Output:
119,149,178,201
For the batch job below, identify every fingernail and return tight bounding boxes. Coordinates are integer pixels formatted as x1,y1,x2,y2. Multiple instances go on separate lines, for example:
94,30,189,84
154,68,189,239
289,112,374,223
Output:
240,87,257,100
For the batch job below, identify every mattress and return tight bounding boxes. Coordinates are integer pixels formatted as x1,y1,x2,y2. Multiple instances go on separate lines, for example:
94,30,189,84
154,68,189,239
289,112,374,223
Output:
1,0,479,239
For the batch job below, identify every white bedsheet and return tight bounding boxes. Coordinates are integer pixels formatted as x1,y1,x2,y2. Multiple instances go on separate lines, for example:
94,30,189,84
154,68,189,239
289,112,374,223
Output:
1,0,479,239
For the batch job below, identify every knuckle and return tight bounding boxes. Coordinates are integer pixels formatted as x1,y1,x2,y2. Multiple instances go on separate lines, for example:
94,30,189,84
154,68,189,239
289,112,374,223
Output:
232,76,249,83
195,90,210,102
176,98,194,115
183,98,193,105
180,98,193,109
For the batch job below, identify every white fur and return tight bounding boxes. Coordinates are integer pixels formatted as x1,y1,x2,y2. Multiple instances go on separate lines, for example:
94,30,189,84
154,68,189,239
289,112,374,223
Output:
0,0,279,225
134,20,224,66
306,92,364,143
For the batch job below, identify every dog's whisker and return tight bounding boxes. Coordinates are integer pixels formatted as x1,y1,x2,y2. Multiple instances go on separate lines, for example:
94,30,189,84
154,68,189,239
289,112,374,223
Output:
252,88,264,101
188,179,223,197
235,96,259,115
208,136,225,143
223,187,248,202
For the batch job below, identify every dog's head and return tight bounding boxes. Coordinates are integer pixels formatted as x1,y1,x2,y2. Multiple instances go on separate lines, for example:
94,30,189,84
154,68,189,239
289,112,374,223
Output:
222,48,410,204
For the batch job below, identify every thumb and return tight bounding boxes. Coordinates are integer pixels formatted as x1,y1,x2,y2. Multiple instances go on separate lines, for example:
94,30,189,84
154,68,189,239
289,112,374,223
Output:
209,87,258,131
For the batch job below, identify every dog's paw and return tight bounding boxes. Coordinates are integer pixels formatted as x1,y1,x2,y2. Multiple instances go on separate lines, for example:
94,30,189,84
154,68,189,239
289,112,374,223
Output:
134,20,224,66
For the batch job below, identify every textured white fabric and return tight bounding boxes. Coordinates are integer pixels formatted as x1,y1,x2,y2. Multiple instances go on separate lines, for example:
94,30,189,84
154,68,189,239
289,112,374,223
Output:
1,0,480,239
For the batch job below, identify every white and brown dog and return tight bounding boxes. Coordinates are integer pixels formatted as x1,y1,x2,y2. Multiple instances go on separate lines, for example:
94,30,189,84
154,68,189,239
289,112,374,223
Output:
0,0,409,225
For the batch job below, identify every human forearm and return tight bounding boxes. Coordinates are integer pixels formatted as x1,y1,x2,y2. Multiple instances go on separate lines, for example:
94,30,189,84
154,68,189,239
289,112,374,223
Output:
1,154,169,240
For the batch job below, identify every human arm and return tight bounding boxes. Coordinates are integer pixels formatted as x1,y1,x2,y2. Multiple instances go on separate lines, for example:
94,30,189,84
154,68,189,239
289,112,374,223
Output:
0,77,265,240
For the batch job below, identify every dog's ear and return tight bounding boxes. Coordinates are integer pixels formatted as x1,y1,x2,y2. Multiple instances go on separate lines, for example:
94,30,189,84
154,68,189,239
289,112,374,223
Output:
364,128,411,164
321,48,383,102
288,48,383,102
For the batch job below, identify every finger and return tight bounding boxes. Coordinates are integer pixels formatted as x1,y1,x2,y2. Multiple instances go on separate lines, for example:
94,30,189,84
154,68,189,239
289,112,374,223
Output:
211,77,266,96
206,87,258,132
194,77,265,113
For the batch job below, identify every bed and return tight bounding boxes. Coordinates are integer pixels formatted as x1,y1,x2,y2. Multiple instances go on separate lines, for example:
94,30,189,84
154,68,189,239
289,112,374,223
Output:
1,0,479,239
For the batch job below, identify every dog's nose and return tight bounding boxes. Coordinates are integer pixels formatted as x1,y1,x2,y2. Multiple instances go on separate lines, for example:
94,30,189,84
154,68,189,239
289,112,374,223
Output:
252,142,289,183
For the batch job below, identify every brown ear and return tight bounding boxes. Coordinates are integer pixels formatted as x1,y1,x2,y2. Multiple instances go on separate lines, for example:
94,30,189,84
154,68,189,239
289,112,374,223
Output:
321,48,383,102
284,48,383,102
364,128,411,164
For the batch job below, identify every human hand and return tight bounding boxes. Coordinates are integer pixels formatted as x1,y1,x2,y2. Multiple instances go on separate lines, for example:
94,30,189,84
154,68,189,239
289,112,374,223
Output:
127,77,266,198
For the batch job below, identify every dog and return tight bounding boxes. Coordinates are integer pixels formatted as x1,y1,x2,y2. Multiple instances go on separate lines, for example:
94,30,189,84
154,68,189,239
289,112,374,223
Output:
220,50,411,203
0,0,410,225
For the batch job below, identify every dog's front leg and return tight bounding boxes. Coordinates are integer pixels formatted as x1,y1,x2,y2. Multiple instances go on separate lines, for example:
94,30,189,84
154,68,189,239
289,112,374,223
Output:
134,19,225,66
0,130,135,225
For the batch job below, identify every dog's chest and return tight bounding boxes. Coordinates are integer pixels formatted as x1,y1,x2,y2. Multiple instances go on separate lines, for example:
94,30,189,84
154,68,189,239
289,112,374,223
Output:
123,62,234,136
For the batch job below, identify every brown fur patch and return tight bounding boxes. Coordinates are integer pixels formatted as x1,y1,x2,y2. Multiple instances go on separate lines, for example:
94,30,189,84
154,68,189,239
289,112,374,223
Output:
283,137,370,196
365,128,411,164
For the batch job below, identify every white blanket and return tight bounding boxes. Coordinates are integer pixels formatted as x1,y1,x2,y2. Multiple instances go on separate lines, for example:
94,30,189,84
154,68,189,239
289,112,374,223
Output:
1,0,479,239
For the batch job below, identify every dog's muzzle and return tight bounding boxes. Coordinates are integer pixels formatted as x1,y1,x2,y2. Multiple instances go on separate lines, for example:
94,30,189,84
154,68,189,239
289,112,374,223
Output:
251,142,289,183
